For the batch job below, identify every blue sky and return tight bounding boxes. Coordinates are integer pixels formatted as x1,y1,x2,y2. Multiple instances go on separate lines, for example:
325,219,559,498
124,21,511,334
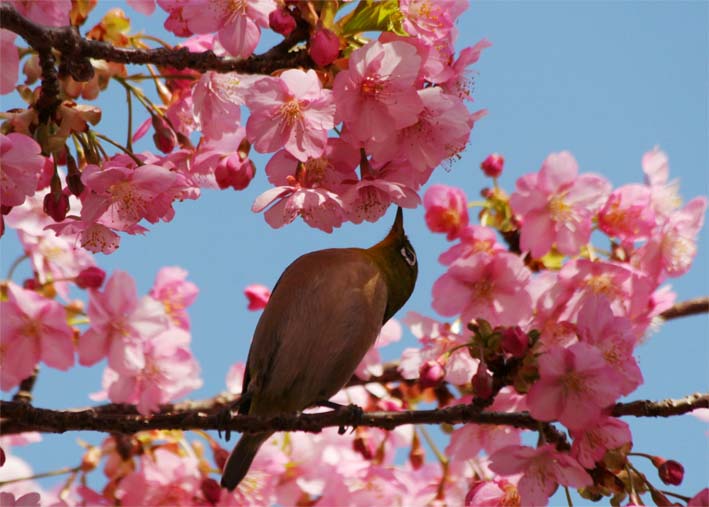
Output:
1,1,707,503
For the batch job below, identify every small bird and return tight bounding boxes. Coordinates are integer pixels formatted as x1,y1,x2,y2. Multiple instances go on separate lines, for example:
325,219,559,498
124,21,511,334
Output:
221,207,418,491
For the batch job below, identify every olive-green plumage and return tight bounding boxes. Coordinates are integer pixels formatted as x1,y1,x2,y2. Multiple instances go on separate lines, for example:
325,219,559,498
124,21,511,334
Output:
220,207,417,491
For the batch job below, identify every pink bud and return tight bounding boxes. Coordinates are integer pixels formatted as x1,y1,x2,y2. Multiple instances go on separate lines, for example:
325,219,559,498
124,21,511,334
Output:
423,184,469,240
152,115,177,154
419,360,445,389
43,190,70,222
244,284,271,311
269,8,296,37
212,446,229,470
658,459,684,486
472,360,493,400
309,28,340,67
201,478,222,505
75,266,106,289
22,278,39,291
501,326,529,358
215,154,255,191
480,153,504,178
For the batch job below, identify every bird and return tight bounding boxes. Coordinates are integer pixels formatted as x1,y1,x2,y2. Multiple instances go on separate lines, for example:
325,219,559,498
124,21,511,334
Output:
220,207,418,491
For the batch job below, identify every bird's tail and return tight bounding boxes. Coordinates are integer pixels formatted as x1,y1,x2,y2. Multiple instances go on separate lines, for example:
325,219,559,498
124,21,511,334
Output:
220,432,272,491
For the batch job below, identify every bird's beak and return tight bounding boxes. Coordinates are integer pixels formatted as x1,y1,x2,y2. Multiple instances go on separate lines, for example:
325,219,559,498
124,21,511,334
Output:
393,207,404,236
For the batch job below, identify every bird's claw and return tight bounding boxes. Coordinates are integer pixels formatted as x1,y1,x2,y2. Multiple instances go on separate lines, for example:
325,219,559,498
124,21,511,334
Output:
216,396,246,442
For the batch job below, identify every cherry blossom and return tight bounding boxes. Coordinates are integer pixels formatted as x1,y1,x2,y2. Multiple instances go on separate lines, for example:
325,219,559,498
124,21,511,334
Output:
333,40,423,144
149,266,199,330
509,151,611,258
0,30,19,95
181,0,276,58
423,184,469,240
244,284,271,311
438,225,505,265
0,282,74,391
246,69,335,161
78,271,169,372
598,184,656,242
432,251,533,327
570,416,632,468
0,133,48,208
489,444,592,506
527,341,624,430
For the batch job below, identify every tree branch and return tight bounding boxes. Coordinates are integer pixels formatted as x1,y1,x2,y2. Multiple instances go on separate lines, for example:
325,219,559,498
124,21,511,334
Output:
1,394,706,437
657,296,709,321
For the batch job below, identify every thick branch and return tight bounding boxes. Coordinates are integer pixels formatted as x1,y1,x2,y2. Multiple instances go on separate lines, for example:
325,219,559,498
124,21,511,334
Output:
0,4,311,75
1,394,706,436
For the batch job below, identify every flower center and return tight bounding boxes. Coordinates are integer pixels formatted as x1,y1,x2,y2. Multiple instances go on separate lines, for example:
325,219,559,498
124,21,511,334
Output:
279,99,302,127
360,76,383,98
548,193,575,224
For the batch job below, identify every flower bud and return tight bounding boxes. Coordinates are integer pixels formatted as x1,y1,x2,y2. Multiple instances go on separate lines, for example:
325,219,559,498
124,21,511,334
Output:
269,8,296,36
501,326,529,358
75,266,106,289
152,115,177,154
472,360,494,400
22,278,40,291
212,446,229,470
419,360,445,389
66,153,85,196
480,153,504,178
201,478,222,505
215,154,255,191
43,190,70,222
244,284,271,311
309,28,340,67
657,459,684,486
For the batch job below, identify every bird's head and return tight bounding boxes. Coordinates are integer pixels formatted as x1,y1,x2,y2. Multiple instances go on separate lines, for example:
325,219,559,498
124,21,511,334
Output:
367,207,418,322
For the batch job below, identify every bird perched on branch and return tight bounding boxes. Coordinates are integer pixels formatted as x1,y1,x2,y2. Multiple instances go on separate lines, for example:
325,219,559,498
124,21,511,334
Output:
220,207,418,491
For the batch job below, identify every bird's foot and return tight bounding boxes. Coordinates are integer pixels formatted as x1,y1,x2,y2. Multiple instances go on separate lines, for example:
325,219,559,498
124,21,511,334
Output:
217,394,250,442
314,400,364,435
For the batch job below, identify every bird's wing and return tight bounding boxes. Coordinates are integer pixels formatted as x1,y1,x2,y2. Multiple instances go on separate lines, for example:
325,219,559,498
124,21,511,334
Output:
244,248,388,416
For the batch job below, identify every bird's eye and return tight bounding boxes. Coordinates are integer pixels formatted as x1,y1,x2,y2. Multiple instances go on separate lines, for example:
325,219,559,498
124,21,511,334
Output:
400,245,416,267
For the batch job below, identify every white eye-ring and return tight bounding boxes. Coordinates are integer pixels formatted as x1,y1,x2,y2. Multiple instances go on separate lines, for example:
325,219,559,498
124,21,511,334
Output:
401,246,416,266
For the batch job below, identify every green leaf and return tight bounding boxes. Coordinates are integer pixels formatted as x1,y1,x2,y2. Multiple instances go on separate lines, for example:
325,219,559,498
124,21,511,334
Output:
340,0,405,36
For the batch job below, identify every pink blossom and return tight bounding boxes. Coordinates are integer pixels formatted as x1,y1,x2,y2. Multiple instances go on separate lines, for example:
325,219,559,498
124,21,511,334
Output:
688,488,709,506
0,492,41,507
399,312,477,385
0,133,47,208
424,184,469,240
0,283,74,391
342,171,420,225
509,151,611,258
432,252,533,327
182,0,276,58
252,142,358,232
8,0,70,26
447,389,525,462
116,447,201,504
333,40,424,143
465,478,520,507
103,327,202,415
246,69,335,161
192,72,257,140
150,267,198,330
438,225,504,265
489,444,592,507
244,284,270,311
642,146,682,219
80,159,181,231
570,417,632,468
598,184,656,241
557,258,654,326
633,196,707,279
576,296,643,395
310,27,340,67
527,342,624,430
481,153,505,178
0,453,45,502
399,0,468,43
78,271,169,372
1,30,19,95
369,87,474,172
45,218,124,254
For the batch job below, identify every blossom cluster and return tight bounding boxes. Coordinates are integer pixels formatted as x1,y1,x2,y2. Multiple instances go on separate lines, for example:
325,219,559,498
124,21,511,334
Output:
1,0,487,246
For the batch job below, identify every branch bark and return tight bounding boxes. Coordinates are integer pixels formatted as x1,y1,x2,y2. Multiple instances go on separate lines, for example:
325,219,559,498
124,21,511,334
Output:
1,394,706,437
